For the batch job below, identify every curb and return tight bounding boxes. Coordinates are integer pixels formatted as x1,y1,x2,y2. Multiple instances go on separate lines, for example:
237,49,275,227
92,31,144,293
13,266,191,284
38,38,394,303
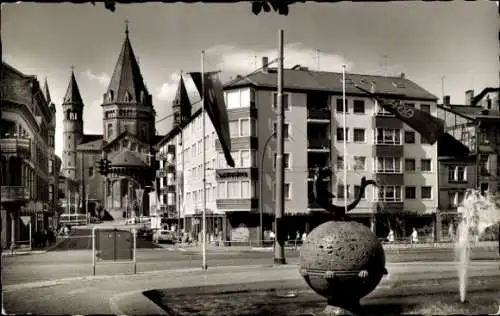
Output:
110,291,168,316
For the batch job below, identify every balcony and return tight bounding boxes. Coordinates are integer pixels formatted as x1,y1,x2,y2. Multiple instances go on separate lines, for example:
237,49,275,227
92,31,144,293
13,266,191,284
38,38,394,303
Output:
216,198,258,210
375,201,404,213
0,137,31,158
160,205,177,218
307,139,330,151
307,108,331,121
1,186,30,203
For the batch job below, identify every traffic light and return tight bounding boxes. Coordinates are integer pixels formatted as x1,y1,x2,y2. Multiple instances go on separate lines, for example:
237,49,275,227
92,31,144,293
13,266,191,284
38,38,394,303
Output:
97,159,105,175
103,159,111,175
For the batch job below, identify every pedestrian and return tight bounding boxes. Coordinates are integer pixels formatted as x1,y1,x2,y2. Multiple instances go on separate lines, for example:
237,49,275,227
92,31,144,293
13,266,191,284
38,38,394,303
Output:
448,223,455,242
294,231,301,251
411,227,419,244
269,230,276,250
301,231,307,243
387,229,395,243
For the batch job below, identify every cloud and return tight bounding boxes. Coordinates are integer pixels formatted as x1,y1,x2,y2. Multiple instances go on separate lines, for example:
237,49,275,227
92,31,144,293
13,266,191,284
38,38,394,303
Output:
207,43,353,74
84,69,110,86
156,72,199,103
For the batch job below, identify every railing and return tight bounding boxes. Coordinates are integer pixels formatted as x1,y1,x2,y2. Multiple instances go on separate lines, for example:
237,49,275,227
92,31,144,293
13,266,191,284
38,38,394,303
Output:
307,139,330,150
307,108,331,120
1,186,30,202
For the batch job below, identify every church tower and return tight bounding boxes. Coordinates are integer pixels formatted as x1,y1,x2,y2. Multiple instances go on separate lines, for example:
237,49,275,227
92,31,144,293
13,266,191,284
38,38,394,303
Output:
101,22,155,144
62,68,84,180
172,74,192,129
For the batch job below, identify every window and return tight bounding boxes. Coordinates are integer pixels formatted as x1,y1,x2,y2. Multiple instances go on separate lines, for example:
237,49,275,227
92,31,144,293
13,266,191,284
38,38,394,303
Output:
217,182,226,198
226,89,251,109
353,100,365,113
353,185,366,199
167,193,175,205
273,122,290,139
337,185,349,199
480,155,490,175
405,186,416,199
227,181,239,198
49,185,53,200
336,128,349,142
240,119,250,137
241,181,250,198
240,150,251,167
272,92,290,111
167,173,175,185
272,182,292,200
448,166,467,182
107,124,113,139
353,156,366,170
377,186,402,202
49,160,53,174
336,98,348,113
420,104,431,113
376,157,401,173
218,152,228,169
353,128,365,143
448,191,465,208
273,153,290,169
480,182,489,195
404,131,415,144
337,156,344,170
405,159,416,171
421,186,432,199
229,121,239,137
376,128,401,145
88,167,94,177
421,159,432,172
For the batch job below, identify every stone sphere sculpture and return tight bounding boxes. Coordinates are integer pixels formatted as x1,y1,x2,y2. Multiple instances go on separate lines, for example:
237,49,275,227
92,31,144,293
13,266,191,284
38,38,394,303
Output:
299,167,387,315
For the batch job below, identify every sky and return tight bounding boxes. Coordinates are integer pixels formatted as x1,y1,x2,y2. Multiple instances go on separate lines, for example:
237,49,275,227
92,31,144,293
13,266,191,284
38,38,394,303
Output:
1,2,499,158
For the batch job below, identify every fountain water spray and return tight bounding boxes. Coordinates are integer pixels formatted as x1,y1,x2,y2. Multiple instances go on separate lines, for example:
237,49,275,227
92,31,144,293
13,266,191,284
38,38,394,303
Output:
455,189,500,303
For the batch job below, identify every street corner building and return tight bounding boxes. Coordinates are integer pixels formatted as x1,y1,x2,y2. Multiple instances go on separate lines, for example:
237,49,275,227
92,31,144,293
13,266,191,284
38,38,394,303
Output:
1,63,60,249
60,26,163,222
154,58,460,245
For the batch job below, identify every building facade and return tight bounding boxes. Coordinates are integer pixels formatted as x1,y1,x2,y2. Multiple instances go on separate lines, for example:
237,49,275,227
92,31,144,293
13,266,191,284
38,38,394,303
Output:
60,25,162,221
1,63,57,248
437,89,500,196
156,61,441,244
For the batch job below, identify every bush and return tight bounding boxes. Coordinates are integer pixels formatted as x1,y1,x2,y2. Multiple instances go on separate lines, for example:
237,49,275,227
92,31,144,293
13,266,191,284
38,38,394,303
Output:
479,223,499,241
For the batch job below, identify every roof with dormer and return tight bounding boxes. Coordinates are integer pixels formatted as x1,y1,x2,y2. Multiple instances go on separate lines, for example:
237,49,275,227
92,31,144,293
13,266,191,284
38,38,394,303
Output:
63,70,83,105
110,150,148,167
104,24,150,105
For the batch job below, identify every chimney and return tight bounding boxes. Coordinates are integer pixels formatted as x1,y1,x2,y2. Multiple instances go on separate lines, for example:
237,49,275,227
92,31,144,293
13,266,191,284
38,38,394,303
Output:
262,57,269,73
443,95,451,107
465,89,474,106
400,72,405,79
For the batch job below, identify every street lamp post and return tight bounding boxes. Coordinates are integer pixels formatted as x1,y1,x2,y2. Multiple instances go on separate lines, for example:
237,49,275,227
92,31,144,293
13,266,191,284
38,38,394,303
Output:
259,132,276,247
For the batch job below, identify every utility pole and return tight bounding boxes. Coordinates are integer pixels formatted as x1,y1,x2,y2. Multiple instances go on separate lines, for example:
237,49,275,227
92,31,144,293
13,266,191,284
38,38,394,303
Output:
274,29,286,265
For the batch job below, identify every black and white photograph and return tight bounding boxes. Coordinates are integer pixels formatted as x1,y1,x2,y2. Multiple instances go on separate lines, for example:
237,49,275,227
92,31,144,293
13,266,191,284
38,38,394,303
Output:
1,1,500,315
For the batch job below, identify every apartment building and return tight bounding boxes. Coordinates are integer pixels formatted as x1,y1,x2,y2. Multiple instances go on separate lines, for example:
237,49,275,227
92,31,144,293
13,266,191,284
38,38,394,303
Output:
1,63,57,248
224,60,440,242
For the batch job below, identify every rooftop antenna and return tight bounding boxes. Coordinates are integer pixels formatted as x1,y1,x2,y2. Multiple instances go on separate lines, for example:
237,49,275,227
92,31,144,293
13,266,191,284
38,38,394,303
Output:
441,76,445,102
383,55,388,77
316,49,320,71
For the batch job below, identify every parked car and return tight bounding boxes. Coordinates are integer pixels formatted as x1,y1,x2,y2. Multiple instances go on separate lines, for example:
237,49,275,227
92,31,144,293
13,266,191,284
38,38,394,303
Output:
154,230,176,244
137,227,153,241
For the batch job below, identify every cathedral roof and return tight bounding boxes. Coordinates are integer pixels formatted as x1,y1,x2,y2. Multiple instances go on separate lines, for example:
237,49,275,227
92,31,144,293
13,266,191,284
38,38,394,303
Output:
63,69,83,105
110,150,148,167
172,75,190,109
77,139,105,151
105,24,149,104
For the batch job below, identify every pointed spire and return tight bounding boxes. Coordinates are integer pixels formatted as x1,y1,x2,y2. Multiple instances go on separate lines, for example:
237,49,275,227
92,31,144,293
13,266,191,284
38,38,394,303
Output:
43,77,52,103
63,67,83,105
173,72,192,123
105,23,149,104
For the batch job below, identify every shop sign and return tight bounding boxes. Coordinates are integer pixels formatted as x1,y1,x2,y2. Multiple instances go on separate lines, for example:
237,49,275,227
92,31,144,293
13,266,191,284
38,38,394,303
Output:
217,171,249,179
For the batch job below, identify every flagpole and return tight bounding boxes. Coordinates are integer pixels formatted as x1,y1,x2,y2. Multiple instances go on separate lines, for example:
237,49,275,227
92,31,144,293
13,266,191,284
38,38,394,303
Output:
201,50,208,271
342,65,348,213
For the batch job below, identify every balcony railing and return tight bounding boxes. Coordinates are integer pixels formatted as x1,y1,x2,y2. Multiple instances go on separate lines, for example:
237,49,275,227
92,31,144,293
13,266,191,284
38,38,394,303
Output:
307,108,331,120
1,186,30,203
0,137,31,158
307,139,330,150
160,205,177,218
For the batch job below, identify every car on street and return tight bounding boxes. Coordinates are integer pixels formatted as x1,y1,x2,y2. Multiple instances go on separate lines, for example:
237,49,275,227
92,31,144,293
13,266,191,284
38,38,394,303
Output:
154,229,176,244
